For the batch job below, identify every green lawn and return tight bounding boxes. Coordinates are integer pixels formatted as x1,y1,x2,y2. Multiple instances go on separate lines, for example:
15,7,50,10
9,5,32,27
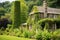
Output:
0,35,35,40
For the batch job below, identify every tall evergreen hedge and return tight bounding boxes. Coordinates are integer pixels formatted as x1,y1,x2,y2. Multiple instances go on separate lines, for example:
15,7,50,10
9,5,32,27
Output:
11,1,21,28
11,0,28,28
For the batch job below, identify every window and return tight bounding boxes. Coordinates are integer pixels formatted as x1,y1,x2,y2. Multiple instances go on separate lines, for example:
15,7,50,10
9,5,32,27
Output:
39,13,44,18
54,15,58,18
47,14,54,18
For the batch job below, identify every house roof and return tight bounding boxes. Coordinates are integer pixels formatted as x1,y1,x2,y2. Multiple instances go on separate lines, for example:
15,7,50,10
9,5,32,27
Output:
29,6,60,15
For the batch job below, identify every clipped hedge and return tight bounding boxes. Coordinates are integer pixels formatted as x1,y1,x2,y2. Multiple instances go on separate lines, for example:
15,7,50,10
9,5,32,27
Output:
11,1,21,28
38,18,60,24
38,18,54,24
38,18,60,27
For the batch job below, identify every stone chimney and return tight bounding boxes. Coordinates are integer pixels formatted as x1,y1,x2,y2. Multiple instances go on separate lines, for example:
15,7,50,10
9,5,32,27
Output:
43,0,47,18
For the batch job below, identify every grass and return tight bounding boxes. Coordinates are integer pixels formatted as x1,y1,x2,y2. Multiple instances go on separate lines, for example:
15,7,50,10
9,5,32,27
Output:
0,35,35,40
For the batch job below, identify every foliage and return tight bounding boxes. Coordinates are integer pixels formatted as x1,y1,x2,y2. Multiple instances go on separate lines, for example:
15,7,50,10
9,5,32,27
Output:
25,0,60,13
0,7,5,11
44,23,49,30
38,18,54,24
17,0,28,23
0,0,60,40
25,0,43,12
0,26,22,37
38,18,60,24
35,18,60,40
47,0,60,8
23,30,32,38
20,0,28,23
35,30,42,40
13,28,21,37
35,29,51,40
34,13,41,22
0,1,11,17
0,26,60,40
25,0,43,6
11,0,28,28
0,7,5,16
52,29,60,40
32,6,38,12
11,1,21,28
26,1,34,12
3,1,11,13
42,30,51,40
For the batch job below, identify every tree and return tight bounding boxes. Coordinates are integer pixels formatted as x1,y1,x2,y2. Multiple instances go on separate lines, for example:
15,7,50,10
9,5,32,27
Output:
3,1,11,13
25,0,43,12
11,0,28,28
0,3,5,17
47,0,60,8
0,1,11,17
25,0,60,13
11,1,21,28
20,0,28,23
0,7,5,17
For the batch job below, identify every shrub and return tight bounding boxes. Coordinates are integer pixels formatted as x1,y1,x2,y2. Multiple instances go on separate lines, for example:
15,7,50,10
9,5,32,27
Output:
35,29,52,40
13,28,21,37
23,30,32,38
0,27,22,37
11,1,21,28
0,29,4,35
35,30,42,40
42,30,51,40
52,29,60,40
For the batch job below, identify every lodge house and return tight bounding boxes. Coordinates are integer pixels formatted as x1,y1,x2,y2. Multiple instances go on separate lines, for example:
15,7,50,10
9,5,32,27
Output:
29,6,60,30
29,6,60,18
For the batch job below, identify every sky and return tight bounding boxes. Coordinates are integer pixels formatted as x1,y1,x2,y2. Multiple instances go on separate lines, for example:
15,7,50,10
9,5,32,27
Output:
0,0,15,3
